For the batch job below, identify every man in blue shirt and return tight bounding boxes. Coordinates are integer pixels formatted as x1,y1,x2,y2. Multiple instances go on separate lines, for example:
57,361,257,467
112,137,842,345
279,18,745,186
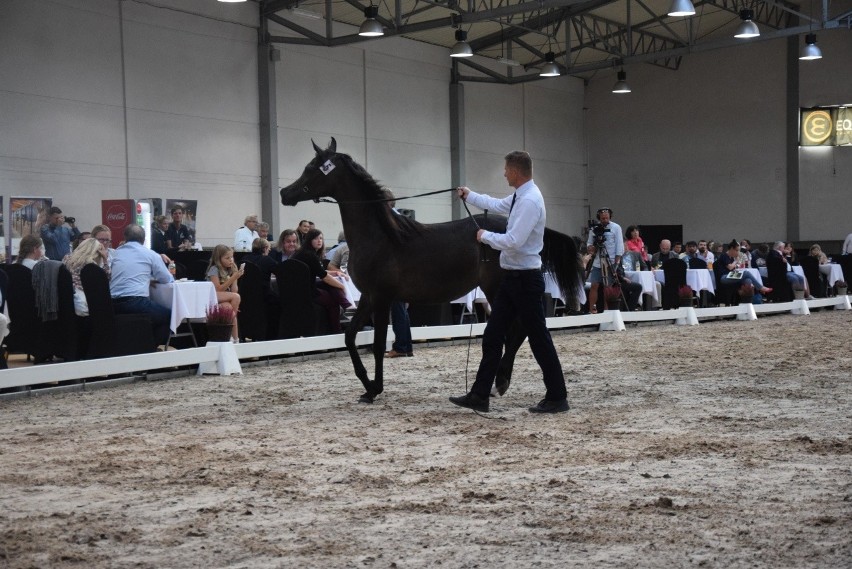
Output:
40,206,80,260
586,208,624,313
450,151,569,414
111,224,174,348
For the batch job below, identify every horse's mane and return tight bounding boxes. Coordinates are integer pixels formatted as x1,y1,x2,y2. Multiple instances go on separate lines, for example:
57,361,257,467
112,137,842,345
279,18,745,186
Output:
336,153,425,243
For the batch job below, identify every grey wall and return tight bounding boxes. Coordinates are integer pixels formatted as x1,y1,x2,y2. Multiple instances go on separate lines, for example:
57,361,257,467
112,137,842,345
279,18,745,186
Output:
585,22,852,247
1,0,586,250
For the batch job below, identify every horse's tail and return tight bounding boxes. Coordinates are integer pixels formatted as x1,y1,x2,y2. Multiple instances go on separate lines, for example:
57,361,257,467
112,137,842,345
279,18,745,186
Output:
542,228,583,310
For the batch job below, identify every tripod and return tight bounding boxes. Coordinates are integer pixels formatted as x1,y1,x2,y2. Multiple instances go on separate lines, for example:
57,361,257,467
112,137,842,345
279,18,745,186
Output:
591,238,627,311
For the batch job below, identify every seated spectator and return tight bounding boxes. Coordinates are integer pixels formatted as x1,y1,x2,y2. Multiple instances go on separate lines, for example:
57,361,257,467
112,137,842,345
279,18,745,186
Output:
71,231,91,251
90,224,116,268
63,237,110,316
270,229,299,263
680,241,698,265
673,241,683,256
243,238,277,290
651,239,678,268
16,235,45,269
292,228,350,333
151,215,169,254
719,240,773,296
206,245,243,342
327,240,349,272
712,241,725,259
257,221,270,241
234,215,259,252
296,219,311,245
808,244,829,265
40,206,80,260
696,240,715,265
751,243,769,268
110,224,174,349
325,231,347,261
624,225,649,265
772,241,811,298
783,242,799,265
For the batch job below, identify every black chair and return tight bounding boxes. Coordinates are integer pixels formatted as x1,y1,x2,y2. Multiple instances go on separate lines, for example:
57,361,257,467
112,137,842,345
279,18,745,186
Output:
237,261,267,342
274,260,328,338
80,264,155,358
2,264,40,360
0,268,8,314
408,302,453,326
173,261,188,281
687,257,707,270
798,256,824,298
660,258,686,309
188,259,211,282
34,263,82,362
765,254,793,302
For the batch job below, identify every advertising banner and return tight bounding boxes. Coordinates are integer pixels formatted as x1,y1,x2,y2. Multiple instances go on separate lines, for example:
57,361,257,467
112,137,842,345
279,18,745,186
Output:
800,107,852,146
10,196,52,256
102,199,135,240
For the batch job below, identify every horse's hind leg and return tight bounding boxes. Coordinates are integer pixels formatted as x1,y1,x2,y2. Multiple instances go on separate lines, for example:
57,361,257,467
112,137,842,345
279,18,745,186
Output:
345,297,374,400
363,299,391,403
494,320,526,396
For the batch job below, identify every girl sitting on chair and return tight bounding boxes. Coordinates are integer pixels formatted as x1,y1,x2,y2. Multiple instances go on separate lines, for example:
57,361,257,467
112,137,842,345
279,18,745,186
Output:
206,245,244,342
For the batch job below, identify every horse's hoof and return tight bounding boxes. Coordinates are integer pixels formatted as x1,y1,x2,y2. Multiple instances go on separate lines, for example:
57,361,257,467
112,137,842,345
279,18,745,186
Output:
496,379,510,396
358,392,376,404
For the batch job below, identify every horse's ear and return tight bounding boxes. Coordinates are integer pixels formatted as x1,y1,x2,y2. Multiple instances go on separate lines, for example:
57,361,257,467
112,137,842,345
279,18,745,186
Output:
329,137,337,154
312,139,322,155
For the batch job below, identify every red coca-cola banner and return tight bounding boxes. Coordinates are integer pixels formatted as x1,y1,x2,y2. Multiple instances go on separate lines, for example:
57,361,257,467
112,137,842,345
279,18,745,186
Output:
101,199,134,236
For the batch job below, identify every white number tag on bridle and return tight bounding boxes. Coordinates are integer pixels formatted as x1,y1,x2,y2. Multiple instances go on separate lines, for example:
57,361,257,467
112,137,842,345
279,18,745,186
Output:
320,160,335,175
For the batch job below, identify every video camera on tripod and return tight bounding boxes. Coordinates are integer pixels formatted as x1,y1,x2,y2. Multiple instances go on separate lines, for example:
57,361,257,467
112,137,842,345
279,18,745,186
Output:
588,219,610,244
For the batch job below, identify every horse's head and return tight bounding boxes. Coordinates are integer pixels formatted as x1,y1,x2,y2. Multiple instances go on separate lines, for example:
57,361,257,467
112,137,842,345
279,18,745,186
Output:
280,138,340,206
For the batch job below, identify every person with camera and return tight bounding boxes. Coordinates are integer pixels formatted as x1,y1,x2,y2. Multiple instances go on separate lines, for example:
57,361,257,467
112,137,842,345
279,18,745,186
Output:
39,206,80,261
586,208,624,314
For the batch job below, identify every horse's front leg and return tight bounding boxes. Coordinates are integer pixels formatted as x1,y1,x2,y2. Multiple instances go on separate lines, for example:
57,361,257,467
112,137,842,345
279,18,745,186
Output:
360,299,390,403
345,297,374,399
495,320,526,396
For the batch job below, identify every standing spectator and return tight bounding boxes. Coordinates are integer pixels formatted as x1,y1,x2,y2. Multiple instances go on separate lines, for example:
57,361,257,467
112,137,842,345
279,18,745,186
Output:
110,225,174,349
451,150,569,414
206,245,244,342
843,232,852,255
165,207,192,249
234,214,260,252
384,191,413,358
16,235,45,269
292,228,351,333
270,229,299,263
651,239,678,267
257,221,270,241
39,206,80,260
586,208,624,315
151,215,169,254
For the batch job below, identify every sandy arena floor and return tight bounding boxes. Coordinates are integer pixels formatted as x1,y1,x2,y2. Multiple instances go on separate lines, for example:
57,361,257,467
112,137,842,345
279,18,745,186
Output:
1,311,850,568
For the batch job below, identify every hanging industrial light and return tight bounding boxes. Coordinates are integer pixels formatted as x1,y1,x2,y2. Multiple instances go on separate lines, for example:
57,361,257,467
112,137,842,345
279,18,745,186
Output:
612,69,631,93
539,52,560,77
358,6,384,37
450,30,473,58
667,0,695,17
799,33,823,60
734,9,760,38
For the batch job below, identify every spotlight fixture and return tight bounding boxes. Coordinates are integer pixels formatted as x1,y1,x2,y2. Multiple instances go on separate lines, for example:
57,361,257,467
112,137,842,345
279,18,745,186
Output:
799,33,823,60
450,30,473,57
612,69,631,93
734,9,760,38
358,6,384,37
667,0,695,17
539,52,560,77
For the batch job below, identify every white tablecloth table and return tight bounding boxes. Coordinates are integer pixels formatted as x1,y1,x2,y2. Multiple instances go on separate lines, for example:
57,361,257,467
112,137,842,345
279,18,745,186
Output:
150,280,218,333
819,264,845,287
625,270,659,303
333,276,361,306
653,268,716,295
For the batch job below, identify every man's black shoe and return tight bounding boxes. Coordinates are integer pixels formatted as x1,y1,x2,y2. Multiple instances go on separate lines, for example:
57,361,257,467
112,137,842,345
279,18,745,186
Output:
449,392,489,413
528,398,569,414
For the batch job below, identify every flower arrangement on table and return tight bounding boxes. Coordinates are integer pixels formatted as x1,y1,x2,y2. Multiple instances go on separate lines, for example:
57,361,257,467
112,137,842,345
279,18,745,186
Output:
206,303,235,325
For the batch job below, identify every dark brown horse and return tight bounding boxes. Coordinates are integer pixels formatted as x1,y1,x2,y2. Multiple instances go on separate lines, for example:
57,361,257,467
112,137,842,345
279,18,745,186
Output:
280,138,581,403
